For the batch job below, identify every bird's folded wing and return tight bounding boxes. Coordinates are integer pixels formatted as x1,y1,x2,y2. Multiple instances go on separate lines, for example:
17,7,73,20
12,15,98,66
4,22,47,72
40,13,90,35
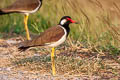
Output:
20,26,65,47
1,0,40,13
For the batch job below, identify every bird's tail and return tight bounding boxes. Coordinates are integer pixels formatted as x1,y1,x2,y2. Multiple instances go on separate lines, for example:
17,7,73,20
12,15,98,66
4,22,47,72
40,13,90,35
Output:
0,9,14,15
18,46,30,51
18,40,32,51
0,9,7,15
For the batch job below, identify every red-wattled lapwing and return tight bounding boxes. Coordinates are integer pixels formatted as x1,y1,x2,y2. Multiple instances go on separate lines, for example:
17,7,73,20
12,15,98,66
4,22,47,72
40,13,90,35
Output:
0,0,42,40
18,16,78,76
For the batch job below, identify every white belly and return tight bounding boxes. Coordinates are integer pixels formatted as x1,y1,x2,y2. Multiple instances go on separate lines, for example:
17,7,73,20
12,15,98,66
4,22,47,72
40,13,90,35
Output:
47,27,67,47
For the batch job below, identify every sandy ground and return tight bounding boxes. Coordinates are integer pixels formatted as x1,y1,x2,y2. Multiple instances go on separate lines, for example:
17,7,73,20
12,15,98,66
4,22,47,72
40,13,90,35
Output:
0,37,119,80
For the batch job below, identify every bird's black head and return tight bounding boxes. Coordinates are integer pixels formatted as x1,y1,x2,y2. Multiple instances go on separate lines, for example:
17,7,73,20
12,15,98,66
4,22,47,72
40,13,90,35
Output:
59,16,77,27
59,16,78,36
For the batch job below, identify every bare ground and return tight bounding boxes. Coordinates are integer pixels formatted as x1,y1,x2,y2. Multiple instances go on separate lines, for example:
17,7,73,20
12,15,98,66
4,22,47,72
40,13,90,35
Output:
0,37,119,80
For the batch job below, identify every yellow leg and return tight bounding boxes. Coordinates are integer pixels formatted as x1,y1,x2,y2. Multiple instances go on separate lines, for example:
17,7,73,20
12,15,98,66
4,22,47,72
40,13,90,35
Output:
51,47,56,76
24,14,31,40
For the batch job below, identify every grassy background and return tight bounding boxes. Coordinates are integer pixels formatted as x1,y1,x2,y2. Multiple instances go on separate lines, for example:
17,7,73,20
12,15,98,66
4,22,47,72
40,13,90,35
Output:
0,0,120,55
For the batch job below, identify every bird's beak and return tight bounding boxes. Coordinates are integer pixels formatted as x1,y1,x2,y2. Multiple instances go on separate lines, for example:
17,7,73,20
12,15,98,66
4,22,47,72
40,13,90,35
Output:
67,18,79,24
71,20,79,24
74,22,80,24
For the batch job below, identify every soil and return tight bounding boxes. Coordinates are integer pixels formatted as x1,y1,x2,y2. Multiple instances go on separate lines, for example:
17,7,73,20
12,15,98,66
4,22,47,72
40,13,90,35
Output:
0,37,119,80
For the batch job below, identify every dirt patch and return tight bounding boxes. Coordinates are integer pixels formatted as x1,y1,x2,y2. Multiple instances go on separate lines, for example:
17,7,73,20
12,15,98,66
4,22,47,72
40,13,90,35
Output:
0,37,119,80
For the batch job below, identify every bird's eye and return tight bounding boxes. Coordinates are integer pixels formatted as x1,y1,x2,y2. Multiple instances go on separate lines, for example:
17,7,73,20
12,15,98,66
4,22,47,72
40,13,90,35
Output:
67,18,71,21
67,18,76,23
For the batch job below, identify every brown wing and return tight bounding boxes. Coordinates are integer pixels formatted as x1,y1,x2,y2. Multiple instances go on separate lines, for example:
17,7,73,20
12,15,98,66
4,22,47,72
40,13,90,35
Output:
21,25,65,47
1,0,41,13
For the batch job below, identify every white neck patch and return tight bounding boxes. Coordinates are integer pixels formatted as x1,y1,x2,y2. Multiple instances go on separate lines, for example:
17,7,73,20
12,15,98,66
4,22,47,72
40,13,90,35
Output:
60,19,67,25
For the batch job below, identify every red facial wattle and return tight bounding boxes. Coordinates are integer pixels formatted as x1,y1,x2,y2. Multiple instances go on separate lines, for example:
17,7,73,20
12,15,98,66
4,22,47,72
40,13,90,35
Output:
67,18,76,23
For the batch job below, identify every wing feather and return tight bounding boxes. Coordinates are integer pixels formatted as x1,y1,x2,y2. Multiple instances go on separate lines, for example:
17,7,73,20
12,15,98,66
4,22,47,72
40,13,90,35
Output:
1,0,40,13
19,26,65,48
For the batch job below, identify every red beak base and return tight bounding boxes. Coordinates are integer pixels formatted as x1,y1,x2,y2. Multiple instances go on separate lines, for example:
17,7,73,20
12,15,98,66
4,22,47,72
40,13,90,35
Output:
67,18,79,24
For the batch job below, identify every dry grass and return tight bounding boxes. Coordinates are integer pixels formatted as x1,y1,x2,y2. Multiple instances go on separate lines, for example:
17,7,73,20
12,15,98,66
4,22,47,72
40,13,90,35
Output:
0,0,120,49
0,38,119,79
0,0,120,79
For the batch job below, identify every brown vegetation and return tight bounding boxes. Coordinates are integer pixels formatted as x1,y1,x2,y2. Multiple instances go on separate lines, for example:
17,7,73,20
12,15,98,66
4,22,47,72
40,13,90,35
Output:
0,0,120,79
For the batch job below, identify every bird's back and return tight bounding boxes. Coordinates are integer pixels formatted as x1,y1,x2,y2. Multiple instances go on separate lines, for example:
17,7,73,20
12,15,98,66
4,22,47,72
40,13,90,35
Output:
0,0,42,14
18,26,65,51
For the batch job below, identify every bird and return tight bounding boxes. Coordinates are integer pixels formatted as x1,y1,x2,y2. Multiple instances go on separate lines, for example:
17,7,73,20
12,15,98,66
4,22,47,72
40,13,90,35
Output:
18,16,78,76
0,0,43,40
